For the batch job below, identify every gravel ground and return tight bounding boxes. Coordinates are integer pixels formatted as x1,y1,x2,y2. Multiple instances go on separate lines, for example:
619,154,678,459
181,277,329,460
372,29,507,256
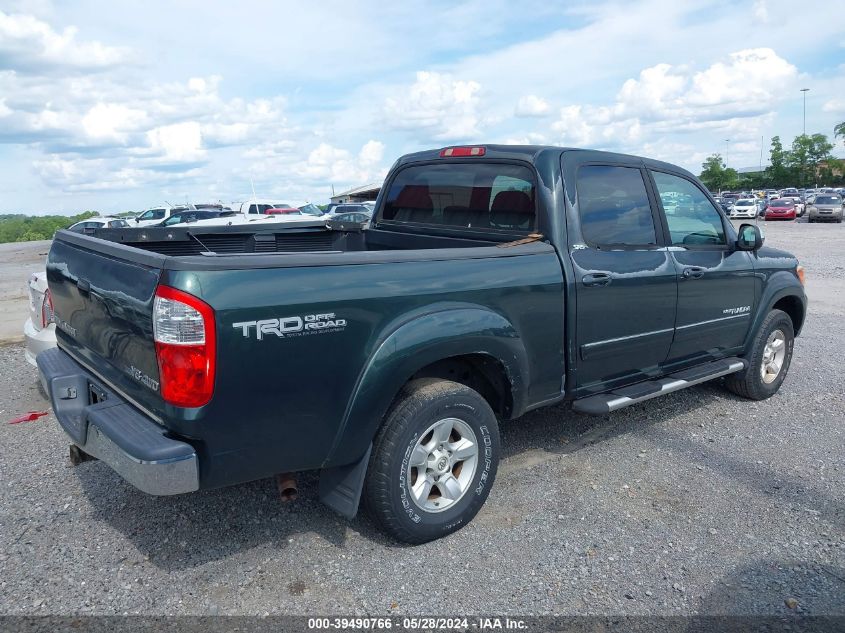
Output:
0,222,842,616
0,240,51,342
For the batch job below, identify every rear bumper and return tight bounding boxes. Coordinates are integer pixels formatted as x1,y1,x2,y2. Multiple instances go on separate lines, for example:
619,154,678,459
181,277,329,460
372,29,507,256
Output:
36,347,199,495
24,319,56,367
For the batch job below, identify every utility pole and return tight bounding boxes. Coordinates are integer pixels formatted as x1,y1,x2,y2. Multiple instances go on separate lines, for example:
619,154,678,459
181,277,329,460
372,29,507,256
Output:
800,88,810,187
800,88,809,136
724,139,730,168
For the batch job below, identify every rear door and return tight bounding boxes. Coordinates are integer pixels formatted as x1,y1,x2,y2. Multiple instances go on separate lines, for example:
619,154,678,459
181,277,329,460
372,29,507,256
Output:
563,154,678,395
47,232,166,416
647,169,755,366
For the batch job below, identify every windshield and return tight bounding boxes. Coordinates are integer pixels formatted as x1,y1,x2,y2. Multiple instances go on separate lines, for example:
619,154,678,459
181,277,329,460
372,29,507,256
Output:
816,196,841,205
139,209,166,220
771,199,794,206
298,203,323,217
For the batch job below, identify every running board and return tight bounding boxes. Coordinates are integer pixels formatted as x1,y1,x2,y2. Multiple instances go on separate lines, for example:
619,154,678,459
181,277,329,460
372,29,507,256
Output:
572,357,747,415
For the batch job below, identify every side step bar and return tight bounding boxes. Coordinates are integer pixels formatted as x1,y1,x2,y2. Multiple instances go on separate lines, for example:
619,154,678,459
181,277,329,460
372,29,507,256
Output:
572,357,747,415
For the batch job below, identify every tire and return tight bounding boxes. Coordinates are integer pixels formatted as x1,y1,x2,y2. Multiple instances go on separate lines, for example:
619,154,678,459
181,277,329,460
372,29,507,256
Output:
364,378,500,544
725,309,794,400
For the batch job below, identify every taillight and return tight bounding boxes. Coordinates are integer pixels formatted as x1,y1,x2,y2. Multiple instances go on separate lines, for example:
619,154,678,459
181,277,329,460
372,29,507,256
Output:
440,146,486,157
153,285,216,408
41,289,54,329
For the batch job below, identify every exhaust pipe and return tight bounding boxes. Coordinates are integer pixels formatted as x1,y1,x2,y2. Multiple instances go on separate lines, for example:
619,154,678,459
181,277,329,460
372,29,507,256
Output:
276,472,298,502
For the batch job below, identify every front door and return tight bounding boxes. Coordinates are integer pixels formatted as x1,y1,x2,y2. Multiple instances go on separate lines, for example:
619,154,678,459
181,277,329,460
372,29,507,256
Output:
648,169,756,366
565,159,678,395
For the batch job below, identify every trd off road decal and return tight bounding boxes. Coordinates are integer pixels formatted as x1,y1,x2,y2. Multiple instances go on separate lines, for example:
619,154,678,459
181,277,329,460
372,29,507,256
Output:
232,312,347,340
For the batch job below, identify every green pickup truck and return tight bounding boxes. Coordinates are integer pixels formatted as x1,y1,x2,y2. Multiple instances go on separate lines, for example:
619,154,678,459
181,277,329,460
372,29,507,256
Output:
38,145,807,543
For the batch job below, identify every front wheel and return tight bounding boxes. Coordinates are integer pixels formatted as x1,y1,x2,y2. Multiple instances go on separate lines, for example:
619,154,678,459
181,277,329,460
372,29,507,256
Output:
725,309,794,400
364,379,500,544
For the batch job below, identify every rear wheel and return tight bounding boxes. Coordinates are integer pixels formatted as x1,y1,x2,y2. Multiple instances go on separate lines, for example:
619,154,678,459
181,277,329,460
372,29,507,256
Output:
365,379,500,544
725,309,794,400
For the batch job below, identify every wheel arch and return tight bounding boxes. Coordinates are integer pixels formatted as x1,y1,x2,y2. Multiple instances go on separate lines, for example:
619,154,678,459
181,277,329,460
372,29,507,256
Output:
322,305,529,468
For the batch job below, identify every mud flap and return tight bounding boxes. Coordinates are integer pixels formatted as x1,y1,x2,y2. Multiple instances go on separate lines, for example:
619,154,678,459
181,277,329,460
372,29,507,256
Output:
318,443,372,519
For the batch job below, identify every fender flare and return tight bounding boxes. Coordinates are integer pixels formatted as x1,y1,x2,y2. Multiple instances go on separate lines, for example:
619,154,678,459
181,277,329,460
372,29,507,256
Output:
745,270,807,351
322,304,529,468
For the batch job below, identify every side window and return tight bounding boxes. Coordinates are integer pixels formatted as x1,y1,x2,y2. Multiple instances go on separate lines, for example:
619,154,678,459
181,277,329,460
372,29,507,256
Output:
248,204,259,214
576,165,657,246
651,171,726,246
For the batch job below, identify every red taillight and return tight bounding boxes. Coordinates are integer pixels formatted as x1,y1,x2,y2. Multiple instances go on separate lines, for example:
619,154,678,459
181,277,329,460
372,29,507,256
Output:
153,285,216,408
41,289,54,329
440,146,486,157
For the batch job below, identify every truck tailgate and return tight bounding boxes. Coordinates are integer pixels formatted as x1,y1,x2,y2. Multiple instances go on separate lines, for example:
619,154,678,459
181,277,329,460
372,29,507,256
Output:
46,232,166,417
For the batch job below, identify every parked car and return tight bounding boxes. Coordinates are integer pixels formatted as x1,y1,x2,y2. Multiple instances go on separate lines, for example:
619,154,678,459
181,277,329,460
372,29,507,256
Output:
729,199,758,219
778,193,804,216
765,198,797,220
37,144,806,544
330,211,373,224
806,194,844,223
134,206,175,227
325,203,373,216
23,272,56,366
297,203,325,217
237,199,294,216
157,209,236,226
68,217,130,232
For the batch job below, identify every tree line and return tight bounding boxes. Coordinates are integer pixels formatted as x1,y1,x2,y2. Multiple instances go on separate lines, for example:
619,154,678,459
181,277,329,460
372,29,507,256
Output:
0,211,99,244
699,123,845,192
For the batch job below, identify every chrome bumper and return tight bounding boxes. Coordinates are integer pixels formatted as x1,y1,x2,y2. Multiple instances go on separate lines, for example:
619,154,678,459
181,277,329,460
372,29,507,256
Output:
36,347,199,496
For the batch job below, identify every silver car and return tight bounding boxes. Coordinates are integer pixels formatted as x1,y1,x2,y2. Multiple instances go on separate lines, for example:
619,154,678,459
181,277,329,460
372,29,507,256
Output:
806,195,843,223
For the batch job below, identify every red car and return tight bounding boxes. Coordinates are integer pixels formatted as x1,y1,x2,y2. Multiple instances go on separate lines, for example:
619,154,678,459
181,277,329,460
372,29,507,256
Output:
265,207,301,215
765,199,796,220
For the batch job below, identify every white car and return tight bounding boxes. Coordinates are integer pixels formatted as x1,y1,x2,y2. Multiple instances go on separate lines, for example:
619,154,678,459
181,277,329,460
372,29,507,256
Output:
23,272,56,366
68,217,131,231
133,206,176,227
237,199,296,216
729,199,759,219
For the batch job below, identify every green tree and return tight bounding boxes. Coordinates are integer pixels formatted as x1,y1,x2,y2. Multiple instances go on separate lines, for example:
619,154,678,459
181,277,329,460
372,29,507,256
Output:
699,154,739,192
765,136,790,187
835,121,845,146
786,133,834,187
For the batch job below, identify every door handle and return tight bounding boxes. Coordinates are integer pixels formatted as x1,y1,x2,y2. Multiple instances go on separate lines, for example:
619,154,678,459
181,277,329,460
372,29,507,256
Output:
582,272,612,287
682,267,705,280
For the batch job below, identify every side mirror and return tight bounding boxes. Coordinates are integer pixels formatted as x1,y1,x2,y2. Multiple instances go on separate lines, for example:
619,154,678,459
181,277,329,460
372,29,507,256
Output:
736,223,763,251
134,218,140,223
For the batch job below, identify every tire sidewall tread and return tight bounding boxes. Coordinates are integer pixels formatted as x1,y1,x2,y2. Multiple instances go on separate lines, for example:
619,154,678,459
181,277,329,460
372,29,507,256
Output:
726,309,794,400
365,378,500,544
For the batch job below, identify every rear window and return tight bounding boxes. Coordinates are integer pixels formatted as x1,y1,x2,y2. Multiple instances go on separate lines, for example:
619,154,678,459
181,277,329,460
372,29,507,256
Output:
381,163,536,232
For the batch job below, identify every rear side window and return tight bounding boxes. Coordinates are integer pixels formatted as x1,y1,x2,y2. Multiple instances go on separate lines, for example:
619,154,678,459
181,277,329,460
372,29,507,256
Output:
381,163,536,232
576,165,656,246
651,171,726,246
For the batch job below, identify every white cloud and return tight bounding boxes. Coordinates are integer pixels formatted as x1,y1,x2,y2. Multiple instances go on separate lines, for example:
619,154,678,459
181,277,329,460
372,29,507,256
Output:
81,103,148,142
145,121,205,163
550,48,797,157
383,71,482,141
0,10,130,73
753,0,769,22
515,95,551,117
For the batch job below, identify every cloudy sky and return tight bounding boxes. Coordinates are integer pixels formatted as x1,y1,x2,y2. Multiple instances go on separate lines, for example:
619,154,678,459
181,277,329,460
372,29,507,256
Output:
1,0,843,214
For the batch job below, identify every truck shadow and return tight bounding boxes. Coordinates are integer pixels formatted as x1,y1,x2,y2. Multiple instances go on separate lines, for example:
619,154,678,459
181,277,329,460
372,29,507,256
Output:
694,558,845,619
76,380,841,569
75,467,396,571
499,380,844,529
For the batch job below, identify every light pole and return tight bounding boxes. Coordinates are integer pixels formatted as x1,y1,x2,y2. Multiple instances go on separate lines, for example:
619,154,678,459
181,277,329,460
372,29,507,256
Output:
800,88,809,136
724,139,730,168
